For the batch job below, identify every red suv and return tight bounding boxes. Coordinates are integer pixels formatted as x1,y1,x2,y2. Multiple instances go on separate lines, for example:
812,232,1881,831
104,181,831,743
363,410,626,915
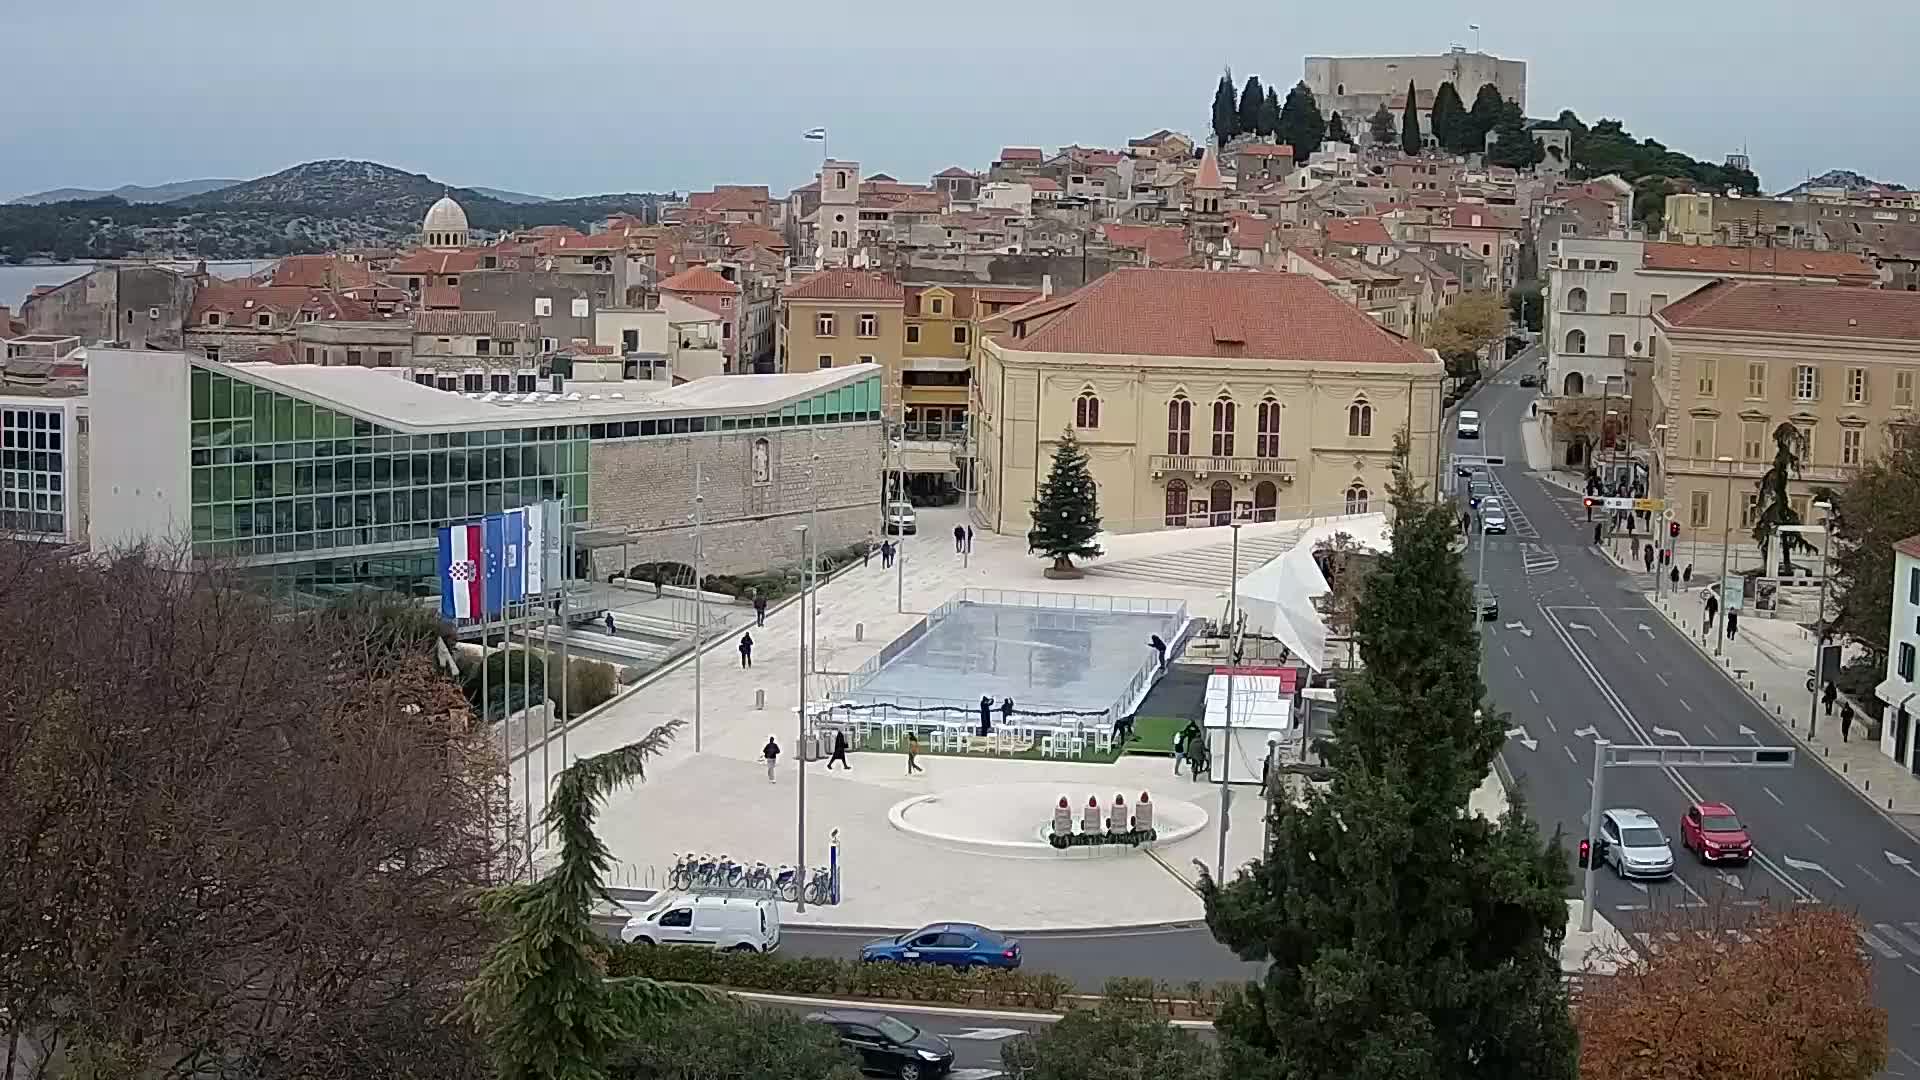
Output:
1680,801,1752,864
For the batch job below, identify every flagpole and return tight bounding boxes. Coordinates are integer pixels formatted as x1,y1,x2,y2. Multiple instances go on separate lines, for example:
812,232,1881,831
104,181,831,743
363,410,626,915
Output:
693,465,705,753
559,494,571,781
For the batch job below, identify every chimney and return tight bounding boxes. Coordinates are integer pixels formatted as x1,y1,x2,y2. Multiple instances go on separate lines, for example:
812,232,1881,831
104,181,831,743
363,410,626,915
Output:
1041,274,1053,299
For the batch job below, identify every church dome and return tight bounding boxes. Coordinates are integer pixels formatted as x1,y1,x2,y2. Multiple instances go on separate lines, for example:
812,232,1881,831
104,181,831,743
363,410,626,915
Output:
421,196,471,247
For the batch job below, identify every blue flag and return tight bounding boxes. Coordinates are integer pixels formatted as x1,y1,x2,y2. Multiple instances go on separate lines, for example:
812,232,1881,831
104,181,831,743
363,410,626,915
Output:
482,513,507,617
503,508,527,604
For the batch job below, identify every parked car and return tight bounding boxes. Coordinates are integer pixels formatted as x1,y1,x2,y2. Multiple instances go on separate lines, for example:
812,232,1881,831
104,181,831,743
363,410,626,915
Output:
1468,481,1492,508
1457,410,1481,438
1518,372,1541,388
861,922,1021,969
1481,504,1508,534
620,895,780,953
1599,808,1675,879
884,501,918,535
1679,801,1753,864
1473,585,1499,621
807,1010,955,1080
1455,462,1476,478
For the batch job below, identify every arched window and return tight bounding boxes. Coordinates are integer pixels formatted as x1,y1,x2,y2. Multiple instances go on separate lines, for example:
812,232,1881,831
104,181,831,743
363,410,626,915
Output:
1209,480,1234,526
1164,479,1189,526
1211,395,1236,456
1566,287,1588,313
1345,482,1371,515
1256,397,1281,458
1075,390,1101,430
1254,480,1278,522
1166,395,1192,455
1347,398,1373,438
1565,329,1586,354
1563,371,1585,396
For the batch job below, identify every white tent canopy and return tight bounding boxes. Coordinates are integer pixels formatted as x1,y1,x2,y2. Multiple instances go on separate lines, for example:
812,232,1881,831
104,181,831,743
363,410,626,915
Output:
1231,513,1391,673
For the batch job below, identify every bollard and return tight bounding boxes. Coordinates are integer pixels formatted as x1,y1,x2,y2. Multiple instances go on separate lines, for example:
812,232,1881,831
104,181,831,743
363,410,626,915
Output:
1865,779,1871,792
1824,747,1829,758
1051,797,1072,839
855,622,864,642
756,688,766,710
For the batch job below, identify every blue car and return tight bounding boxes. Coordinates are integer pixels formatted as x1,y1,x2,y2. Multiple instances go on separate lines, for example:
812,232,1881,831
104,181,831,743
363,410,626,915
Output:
860,923,1022,970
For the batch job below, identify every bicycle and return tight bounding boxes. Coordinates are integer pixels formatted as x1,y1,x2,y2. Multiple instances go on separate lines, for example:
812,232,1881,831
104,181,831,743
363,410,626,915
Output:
803,866,833,905
774,864,799,902
668,852,695,891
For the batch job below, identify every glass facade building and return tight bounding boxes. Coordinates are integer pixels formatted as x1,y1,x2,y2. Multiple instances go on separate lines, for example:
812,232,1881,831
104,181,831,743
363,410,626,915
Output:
1,404,69,537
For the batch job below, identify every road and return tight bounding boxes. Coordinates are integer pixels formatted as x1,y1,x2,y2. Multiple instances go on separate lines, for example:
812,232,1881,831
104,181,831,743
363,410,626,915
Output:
1462,354,1920,1077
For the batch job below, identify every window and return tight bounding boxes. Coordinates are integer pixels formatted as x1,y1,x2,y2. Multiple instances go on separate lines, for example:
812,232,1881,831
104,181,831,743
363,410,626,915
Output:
477,337,491,356
1166,396,1192,455
1256,397,1281,457
305,347,317,364
931,297,944,314
1599,260,1618,271
1075,391,1101,430
1344,482,1370,515
1564,329,1586,354
463,373,484,393
1900,370,1916,408
1910,566,1919,606
1747,362,1768,400
953,326,969,345
1211,396,1236,456
345,349,363,367
1650,293,1670,312
256,313,271,328
818,355,833,369
1347,398,1373,437
205,312,222,326
1689,490,1710,528
1607,334,1627,358
571,297,590,318
1843,427,1863,466
857,312,877,337
659,907,692,928
1608,291,1628,315
816,312,836,337
1164,479,1189,526
1794,364,1819,402
622,329,639,353
1901,642,1916,683
1565,287,1588,313
375,350,393,367
148,306,160,320
1697,359,1716,396
858,354,874,366
1849,367,1868,404
534,297,552,317
906,325,920,344
1691,418,1715,457
516,374,537,393
1742,493,1760,529
1742,421,1765,461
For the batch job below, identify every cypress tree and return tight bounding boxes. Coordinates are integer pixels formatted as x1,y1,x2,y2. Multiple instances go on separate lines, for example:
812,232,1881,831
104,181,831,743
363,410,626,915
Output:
1486,99,1545,169
1325,110,1350,146
1275,80,1327,162
1026,429,1103,575
1430,81,1468,154
1467,83,1506,152
1201,438,1578,1080
1400,80,1423,155
1367,103,1397,147
1260,85,1283,139
1212,70,1239,146
1238,75,1266,139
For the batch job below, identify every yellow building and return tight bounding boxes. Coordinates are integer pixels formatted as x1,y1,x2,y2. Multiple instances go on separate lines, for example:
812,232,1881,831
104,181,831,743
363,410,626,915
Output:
777,269,905,402
974,268,1446,535
901,284,1041,440
1651,280,1920,547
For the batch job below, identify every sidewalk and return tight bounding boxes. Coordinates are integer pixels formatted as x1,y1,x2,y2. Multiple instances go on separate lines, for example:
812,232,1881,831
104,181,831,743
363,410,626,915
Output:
1643,587,1920,832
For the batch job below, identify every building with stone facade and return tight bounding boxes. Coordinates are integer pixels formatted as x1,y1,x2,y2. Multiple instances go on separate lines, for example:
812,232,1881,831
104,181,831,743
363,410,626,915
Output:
22,263,199,350
777,268,905,390
85,350,884,598
974,268,1445,536
1304,48,1527,139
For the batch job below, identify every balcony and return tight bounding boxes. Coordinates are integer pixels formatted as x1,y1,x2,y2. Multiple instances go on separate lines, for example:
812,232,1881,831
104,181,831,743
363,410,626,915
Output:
1149,454,1298,481
1662,456,1857,485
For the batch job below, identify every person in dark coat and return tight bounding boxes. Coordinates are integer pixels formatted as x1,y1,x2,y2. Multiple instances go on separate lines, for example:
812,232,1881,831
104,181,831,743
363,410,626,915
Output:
739,632,753,668
753,592,767,627
1148,634,1168,670
827,729,851,769
954,524,966,553
1000,696,1015,723
1840,701,1855,743
762,736,780,782
1725,609,1739,640
1669,565,1680,588
977,695,993,736
604,612,616,634
1823,680,1838,716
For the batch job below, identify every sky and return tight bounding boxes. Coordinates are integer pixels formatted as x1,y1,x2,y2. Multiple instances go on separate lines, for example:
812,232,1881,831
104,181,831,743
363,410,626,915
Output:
3,0,1915,202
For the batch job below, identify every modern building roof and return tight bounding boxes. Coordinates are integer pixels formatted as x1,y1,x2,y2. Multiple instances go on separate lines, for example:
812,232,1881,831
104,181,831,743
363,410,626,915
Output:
1640,242,1877,282
992,268,1432,364
213,357,881,434
1655,279,1920,341
783,269,905,303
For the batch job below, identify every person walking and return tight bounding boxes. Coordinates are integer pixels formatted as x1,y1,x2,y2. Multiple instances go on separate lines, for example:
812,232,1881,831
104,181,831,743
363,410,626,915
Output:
906,730,924,774
881,540,895,568
1840,700,1856,743
863,531,874,567
604,611,616,635
1171,726,1187,776
953,524,965,553
1593,521,1603,547
977,695,993,736
1669,565,1680,589
762,736,780,782
827,729,851,770
964,524,974,553
1823,680,1838,716
1725,608,1739,641
1643,544,1654,573
739,632,753,668
1683,562,1693,584
1148,633,1168,671
1704,593,1719,635
753,592,767,627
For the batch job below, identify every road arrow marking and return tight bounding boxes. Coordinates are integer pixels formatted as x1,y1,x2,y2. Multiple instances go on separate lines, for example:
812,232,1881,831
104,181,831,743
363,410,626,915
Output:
1505,621,1533,638
1504,726,1538,751
1567,621,1596,635
1630,881,1649,895
1637,622,1656,638
1737,724,1758,741
1573,725,1597,738
1782,856,1847,891
1718,872,1745,891
946,1028,1028,1042
1651,726,1683,739
1886,851,1920,879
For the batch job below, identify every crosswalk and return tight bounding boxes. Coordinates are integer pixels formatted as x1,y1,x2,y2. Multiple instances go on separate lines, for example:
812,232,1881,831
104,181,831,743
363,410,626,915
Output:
1522,543,1560,576
1633,921,1920,963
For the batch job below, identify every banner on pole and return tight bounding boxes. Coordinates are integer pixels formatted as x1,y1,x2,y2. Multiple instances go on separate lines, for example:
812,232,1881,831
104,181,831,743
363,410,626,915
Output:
437,522,484,619
483,514,507,616
524,503,545,596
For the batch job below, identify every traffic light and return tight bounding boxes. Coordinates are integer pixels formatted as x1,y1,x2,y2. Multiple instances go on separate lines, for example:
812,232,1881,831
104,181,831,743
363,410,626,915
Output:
1669,520,1681,539
1577,838,1592,868
1583,496,1595,522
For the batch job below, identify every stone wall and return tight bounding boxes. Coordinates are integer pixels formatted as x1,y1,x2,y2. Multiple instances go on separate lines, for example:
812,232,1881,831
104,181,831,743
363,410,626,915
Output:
586,421,882,577
23,266,194,350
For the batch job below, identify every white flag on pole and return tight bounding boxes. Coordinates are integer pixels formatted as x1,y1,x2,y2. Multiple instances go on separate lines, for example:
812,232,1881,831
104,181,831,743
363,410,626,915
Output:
543,498,565,592
523,502,545,595
802,127,827,141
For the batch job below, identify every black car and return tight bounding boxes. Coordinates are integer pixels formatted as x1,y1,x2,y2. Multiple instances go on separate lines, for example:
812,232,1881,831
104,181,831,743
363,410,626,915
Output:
1473,585,1499,621
1518,372,1541,387
808,1010,955,1079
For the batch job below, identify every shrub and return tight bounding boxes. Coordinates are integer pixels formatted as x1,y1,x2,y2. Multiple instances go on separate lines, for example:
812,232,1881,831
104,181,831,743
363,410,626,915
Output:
459,647,547,715
999,997,1220,1080
612,1000,860,1079
604,944,1075,1011
561,657,619,719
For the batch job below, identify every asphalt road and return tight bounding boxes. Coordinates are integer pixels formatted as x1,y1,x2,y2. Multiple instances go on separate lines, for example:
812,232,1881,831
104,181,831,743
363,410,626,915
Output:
1461,356,1920,1077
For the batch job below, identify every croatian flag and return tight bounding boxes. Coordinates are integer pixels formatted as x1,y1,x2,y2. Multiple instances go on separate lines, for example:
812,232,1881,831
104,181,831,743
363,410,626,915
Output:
502,508,528,604
437,522,484,620
802,127,827,141
483,514,507,617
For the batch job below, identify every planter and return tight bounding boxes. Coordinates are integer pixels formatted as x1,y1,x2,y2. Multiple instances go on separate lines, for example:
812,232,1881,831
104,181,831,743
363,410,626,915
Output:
1043,564,1085,580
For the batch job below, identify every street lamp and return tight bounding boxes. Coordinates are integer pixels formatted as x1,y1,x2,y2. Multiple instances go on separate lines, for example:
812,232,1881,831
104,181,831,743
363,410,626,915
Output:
1715,455,1735,656
1651,422,1669,591
792,522,813,912
1781,500,1833,738
1216,521,1243,884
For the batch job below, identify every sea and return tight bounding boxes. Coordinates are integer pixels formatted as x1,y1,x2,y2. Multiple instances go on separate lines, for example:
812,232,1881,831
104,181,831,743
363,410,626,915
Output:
1,260,275,311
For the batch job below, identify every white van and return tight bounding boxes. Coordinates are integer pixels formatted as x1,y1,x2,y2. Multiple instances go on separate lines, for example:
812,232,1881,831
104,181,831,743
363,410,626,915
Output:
884,500,918,535
1456,410,1481,439
620,895,781,953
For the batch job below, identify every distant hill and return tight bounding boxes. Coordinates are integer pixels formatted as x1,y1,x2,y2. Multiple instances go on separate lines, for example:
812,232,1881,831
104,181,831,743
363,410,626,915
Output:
1774,169,1909,198
10,178,241,205
469,186,550,205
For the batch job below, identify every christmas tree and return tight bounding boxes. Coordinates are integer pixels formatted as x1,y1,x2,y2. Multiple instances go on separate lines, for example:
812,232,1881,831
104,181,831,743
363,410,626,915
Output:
1027,428,1104,576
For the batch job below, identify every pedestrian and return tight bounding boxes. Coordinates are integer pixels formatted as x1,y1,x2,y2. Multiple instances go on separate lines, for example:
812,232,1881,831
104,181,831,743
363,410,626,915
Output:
881,540,895,568
604,611,616,635
1172,726,1187,775
739,632,753,668
863,532,874,566
1000,696,1015,724
1643,545,1654,572
1704,593,1719,634
1593,521,1603,546
1725,609,1739,640
1530,400,1537,417
827,728,851,769
762,736,780,782
978,695,993,736
954,523,965,553
964,524,974,553
1461,511,1471,534
1683,562,1693,584
754,592,767,627
1112,712,1135,743
1840,701,1855,743
1148,633,1168,670
1669,565,1679,588
1823,680,1838,716
906,730,924,773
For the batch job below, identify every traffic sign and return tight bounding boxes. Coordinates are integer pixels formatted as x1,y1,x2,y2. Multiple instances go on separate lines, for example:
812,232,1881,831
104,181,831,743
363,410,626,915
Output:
1596,497,1666,512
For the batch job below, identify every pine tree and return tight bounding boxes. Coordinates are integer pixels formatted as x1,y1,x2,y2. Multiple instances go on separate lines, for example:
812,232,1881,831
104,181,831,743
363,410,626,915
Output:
1027,428,1103,575
1260,85,1283,139
1212,70,1240,146
1238,75,1266,139
1486,100,1545,169
1467,83,1506,152
1400,80,1423,155
1275,80,1327,162
1430,81,1468,153
1325,110,1350,145
1367,103,1397,147
1200,437,1578,1080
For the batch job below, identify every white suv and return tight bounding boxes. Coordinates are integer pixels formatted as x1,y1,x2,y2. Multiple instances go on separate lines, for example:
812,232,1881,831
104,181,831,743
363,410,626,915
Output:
1600,808,1675,880
1457,410,1481,439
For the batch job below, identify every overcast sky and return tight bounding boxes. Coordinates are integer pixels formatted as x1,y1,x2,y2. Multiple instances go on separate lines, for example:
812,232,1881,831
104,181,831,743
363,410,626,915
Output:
4,0,1913,201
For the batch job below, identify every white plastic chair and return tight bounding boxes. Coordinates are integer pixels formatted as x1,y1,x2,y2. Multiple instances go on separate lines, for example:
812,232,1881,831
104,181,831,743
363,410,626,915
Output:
1091,727,1115,756
880,721,901,749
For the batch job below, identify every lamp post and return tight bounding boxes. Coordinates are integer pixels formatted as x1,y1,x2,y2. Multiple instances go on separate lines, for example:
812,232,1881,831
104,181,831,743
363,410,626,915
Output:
692,466,705,752
1782,502,1833,738
793,522,812,912
1650,422,1669,591
1715,455,1735,656
1216,521,1243,884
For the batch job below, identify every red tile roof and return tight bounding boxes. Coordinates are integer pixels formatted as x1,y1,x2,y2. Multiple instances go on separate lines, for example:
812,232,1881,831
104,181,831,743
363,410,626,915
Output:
994,268,1430,363
998,147,1044,162
267,254,374,290
421,285,462,309
1101,223,1191,266
1326,217,1392,246
722,224,787,252
1229,215,1274,248
783,269,905,303
658,264,740,295
1640,242,1876,283
415,310,498,336
1895,534,1920,561
387,249,486,275
1656,279,1920,341
1236,143,1296,158
1195,148,1223,190
191,283,379,325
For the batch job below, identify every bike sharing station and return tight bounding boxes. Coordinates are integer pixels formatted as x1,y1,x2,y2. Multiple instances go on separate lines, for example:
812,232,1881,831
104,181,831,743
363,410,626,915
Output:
664,828,846,907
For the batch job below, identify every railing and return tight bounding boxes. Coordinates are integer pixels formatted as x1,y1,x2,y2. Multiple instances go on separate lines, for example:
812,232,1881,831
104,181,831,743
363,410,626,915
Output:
944,587,1186,616
1149,454,1298,478
1663,456,1857,484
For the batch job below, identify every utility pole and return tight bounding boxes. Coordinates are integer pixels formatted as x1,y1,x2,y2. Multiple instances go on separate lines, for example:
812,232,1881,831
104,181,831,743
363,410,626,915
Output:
794,523,813,912
1215,521,1243,883
692,465,705,752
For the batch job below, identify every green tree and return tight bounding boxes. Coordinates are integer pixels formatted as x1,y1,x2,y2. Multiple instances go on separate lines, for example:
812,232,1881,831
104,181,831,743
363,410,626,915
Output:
463,721,699,1080
1400,81,1423,155
1486,100,1544,169
613,1002,859,1080
1027,428,1103,575
1429,81,1468,153
1466,83,1506,151
1325,110,1350,145
1829,431,1920,654
1212,70,1240,146
1507,282,1544,333
1752,422,1812,575
1275,80,1327,162
1367,103,1397,147
1260,85,1283,140
999,997,1219,1080
1238,75,1267,138
1199,439,1578,1080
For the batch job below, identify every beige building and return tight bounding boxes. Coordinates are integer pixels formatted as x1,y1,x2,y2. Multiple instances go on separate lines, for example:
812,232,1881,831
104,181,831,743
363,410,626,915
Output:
974,268,1445,535
777,268,905,400
1651,281,1920,547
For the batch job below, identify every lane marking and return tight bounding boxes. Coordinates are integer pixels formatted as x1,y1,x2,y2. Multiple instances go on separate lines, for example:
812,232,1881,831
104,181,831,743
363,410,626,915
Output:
1502,644,1512,657
1763,785,1784,805
1700,723,1718,740
1514,664,1526,679
1806,824,1831,846
1656,672,1668,686
1856,864,1884,886
1859,929,1902,959
1564,745,1577,764
1676,875,1705,905
1543,714,1557,733
1634,651,1649,664
1678,698,1693,713
1877,922,1920,954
